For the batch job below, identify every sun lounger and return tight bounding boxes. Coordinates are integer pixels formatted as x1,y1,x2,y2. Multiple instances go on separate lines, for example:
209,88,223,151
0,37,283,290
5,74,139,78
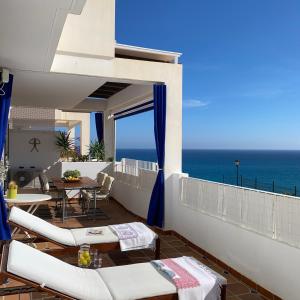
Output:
8,206,160,258
0,241,227,300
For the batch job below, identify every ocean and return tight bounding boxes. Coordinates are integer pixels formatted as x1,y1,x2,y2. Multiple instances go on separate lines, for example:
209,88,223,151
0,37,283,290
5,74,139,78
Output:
116,149,300,196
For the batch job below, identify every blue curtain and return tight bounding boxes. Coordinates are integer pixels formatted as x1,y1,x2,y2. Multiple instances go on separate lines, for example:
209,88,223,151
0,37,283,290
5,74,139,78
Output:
95,112,104,142
147,84,166,228
0,74,13,240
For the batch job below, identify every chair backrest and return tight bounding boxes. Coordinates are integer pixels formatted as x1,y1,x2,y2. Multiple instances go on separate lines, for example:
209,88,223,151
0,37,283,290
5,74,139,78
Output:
38,173,49,193
96,172,107,187
100,176,114,195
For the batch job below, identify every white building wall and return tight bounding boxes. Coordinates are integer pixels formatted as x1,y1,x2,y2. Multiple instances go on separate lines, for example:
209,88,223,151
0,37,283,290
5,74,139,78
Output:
110,165,300,300
60,161,111,179
57,0,115,59
9,130,59,178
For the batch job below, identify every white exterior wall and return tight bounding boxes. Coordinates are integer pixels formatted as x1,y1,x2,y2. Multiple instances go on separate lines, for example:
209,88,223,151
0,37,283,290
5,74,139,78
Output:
60,161,111,179
172,199,299,300
9,130,59,178
111,168,156,218
111,167,300,299
57,0,115,59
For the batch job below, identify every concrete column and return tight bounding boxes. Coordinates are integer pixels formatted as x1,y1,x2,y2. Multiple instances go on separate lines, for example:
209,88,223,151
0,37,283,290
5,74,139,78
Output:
80,118,90,155
103,110,115,160
68,127,76,140
163,69,183,229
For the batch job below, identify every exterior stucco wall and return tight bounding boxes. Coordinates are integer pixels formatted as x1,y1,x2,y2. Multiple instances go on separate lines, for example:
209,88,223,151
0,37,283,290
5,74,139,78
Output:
57,0,115,59
9,130,60,178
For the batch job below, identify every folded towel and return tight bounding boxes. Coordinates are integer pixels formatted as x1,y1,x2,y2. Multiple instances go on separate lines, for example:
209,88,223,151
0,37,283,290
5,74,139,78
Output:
152,257,220,300
109,222,157,251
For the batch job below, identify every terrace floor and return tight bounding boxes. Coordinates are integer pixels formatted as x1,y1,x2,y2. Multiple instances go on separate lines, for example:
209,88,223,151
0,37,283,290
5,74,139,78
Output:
0,195,271,300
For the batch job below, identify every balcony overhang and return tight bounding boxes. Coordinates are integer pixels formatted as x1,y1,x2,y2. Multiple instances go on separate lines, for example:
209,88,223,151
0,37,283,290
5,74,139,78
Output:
115,43,182,64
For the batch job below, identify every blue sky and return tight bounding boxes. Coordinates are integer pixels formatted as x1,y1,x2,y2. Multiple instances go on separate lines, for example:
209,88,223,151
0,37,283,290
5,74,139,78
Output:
92,0,300,150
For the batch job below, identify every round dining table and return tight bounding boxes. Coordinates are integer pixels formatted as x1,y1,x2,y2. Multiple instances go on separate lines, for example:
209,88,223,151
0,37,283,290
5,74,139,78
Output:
4,193,52,237
5,193,52,214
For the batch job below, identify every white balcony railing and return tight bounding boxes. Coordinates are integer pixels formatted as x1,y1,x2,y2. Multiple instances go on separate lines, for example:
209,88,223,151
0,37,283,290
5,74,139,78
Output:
181,177,300,249
114,158,157,191
115,158,158,176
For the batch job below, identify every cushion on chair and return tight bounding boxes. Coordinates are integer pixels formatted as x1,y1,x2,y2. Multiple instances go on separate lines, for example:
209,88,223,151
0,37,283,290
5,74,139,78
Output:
100,176,114,194
9,207,119,246
81,190,108,200
71,226,119,246
98,262,176,300
9,207,76,246
7,241,113,300
97,172,108,186
39,173,50,192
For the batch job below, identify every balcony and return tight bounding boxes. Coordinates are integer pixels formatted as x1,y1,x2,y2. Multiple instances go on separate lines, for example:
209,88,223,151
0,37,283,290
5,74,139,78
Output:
1,191,267,300
111,158,298,300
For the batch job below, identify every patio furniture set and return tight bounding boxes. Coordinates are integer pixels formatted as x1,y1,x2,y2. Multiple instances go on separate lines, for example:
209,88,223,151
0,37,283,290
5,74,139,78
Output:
2,171,228,300
39,171,114,222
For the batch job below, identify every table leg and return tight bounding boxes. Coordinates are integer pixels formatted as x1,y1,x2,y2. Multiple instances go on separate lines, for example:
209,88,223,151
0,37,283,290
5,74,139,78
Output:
62,193,66,222
27,204,39,215
94,189,96,219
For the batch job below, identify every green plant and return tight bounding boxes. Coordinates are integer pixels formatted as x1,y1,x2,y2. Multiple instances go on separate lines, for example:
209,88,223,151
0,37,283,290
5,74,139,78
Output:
89,140,105,161
71,153,89,162
55,131,75,159
63,170,81,178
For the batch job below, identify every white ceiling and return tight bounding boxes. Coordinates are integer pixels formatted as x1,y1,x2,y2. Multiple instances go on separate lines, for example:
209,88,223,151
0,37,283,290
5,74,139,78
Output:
12,70,107,109
0,0,109,110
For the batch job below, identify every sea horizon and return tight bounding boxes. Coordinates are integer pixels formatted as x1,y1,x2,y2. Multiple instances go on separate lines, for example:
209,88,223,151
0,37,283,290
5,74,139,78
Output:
116,148,300,196
117,148,300,151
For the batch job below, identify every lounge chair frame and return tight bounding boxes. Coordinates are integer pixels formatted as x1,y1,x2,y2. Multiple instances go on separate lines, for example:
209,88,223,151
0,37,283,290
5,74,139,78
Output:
0,242,226,300
8,220,161,259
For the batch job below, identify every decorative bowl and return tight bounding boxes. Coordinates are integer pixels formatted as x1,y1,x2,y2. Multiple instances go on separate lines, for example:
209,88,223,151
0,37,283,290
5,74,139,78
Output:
63,177,81,183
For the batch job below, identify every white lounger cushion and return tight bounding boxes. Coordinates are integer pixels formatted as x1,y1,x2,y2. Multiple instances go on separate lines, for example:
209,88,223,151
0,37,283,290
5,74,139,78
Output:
98,263,176,300
71,226,118,245
9,207,118,246
9,206,76,246
7,241,113,300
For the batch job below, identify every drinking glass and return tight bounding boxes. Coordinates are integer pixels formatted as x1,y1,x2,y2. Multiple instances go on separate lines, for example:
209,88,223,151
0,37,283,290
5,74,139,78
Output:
92,249,103,268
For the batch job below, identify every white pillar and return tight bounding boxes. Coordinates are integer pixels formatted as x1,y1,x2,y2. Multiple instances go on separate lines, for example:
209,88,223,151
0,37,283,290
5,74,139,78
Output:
80,117,90,155
68,127,76,140
103,110,115,160
163,68,183,229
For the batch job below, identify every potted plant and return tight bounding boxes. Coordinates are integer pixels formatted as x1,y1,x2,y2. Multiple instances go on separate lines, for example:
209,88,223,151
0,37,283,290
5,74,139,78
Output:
63,169,81,182
55,131,75,161
89,140,105,161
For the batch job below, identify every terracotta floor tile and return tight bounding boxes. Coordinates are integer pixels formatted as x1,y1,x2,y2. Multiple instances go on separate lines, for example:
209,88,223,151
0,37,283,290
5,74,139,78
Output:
238,293,268,300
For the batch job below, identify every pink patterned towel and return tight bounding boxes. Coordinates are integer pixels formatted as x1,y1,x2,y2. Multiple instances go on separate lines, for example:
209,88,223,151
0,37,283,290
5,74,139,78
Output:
151,257,218,300
152,258,199,289
163,259,199,289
